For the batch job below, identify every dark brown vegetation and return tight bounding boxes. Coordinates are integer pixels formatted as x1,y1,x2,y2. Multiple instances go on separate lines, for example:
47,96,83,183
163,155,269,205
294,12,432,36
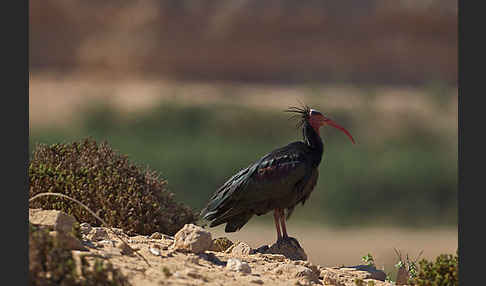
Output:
29,138,196,236
29,223,130,286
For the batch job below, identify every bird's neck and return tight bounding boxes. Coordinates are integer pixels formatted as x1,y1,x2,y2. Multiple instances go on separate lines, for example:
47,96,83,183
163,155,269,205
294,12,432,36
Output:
303,122,324,167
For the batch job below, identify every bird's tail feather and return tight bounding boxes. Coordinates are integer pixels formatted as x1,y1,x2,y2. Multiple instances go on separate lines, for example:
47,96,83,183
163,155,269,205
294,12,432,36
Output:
224,212,254,232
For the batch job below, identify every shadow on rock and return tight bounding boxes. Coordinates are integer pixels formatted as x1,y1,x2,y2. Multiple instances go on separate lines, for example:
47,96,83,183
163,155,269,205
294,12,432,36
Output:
197,252,226,266
346,264,387,281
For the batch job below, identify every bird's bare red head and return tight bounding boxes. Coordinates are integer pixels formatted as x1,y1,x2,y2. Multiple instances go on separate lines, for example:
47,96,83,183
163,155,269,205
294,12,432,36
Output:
286,105,355,144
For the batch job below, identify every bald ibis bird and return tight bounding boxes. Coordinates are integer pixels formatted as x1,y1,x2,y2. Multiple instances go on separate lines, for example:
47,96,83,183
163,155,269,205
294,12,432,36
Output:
200,105,355,242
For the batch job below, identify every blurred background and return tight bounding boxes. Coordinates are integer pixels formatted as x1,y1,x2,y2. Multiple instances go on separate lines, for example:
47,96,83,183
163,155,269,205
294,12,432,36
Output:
29,0,457,277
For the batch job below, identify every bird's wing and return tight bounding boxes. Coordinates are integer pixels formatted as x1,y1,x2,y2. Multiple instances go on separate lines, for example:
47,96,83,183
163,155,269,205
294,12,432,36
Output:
247,142,313,196
285,167,319,219
200,142,314,222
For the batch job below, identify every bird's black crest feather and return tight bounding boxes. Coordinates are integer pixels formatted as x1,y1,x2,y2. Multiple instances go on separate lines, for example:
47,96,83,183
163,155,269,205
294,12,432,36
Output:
284,104,311,129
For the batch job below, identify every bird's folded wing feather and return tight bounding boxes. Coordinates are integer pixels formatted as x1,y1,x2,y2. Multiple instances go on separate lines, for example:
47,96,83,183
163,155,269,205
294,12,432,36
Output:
201,142,313,218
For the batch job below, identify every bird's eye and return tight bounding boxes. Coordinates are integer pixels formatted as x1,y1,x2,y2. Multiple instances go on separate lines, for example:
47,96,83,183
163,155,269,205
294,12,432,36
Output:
309,109,322,116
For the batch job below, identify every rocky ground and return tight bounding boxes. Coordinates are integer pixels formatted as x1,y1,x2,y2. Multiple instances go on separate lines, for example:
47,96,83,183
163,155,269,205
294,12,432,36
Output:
29,208,396,286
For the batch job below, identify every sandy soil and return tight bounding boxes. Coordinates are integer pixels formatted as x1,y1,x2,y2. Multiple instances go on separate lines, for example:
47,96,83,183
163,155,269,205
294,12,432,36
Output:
71,223,456,286
210,224,457,271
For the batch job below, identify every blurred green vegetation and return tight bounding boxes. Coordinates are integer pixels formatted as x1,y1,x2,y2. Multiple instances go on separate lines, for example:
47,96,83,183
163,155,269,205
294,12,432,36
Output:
29,99,457,228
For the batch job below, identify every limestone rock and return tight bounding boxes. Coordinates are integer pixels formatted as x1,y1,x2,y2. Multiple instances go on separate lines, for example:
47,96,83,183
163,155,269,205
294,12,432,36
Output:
228,241,255,255
29,208,77,234
149,232,164,239
148,245,161,256
226,258,251,274
273,264,319,283
250,278,264,284
321,266,391,286
349,264,387,281
172,224,212,254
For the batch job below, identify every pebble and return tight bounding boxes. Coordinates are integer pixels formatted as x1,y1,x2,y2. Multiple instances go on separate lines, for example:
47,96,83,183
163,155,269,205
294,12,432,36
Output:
149,246,161,256
226,258,252,274
79,222,92,235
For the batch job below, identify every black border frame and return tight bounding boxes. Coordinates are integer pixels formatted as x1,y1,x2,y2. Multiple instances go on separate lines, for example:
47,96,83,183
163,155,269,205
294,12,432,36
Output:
3,0,28,284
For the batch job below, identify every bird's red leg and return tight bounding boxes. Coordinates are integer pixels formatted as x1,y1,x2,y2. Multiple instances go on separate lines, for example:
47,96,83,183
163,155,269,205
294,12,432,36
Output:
273,209,282,241
278,208,289,239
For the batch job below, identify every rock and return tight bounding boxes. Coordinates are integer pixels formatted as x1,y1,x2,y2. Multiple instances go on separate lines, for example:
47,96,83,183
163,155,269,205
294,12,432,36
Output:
85,227,109,241
149,232,173,241
262,254,287,262
273,264,319,283
250,278,264,284
29,208,77,234
226,258,251,274
321,266,391,286
265,237,307,261
107,227,126,237
172,224,213,254
49,230,87,251
97,239,115,246
294,266,318,281
149,247,161,256
211,237,234,252
229,241,255,255
116,241,135,256
79,222,92,235
349,265,387,281
149,232,164,239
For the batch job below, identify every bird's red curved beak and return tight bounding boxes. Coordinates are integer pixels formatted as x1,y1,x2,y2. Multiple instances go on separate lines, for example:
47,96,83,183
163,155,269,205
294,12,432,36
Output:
325,120,356,144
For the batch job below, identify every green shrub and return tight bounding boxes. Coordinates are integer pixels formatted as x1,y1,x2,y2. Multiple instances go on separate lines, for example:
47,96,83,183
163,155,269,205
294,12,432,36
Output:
29,223,130,286
29,138,196,236
410,252,458,286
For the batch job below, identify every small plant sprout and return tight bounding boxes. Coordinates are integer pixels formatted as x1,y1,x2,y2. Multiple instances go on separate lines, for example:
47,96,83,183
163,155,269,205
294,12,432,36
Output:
361,253,375,266
385,273,394,284
394,248,423,285
354,278,365,286
162,266,172,278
